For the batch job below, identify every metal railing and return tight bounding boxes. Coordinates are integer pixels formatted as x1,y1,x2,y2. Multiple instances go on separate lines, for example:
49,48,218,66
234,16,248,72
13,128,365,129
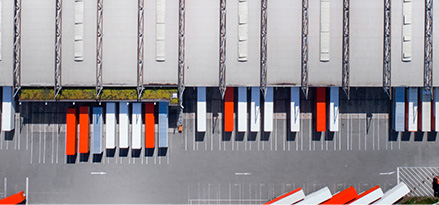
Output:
260,0,268,98
55,0,62,99
137,0,145,99
96,0,103,99
301,0,309,99
219,0,226,99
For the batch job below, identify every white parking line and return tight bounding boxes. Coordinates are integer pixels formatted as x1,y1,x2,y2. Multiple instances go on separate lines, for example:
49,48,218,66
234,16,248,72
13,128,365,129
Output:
358,118,361,151
26,121,29,150
183,116,187,151
18,114,21,150
30,125,33,164
301,118,303,151
26,177,29,205
350,116,353,150
385,118,388,150
309,118,311,151
56,125,59,164
15,115,18,150
4,177,7,197
52,126,54,164
364,119,367,150
377,117,380,150
38,126,41,164
347,117,349,150
43,124,47,164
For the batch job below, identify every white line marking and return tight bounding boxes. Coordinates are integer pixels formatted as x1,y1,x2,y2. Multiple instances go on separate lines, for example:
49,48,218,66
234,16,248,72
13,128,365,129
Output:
309,118,311,151
52,126,54,164
377,117,380,150
43,124,46,164
347,117,349,150
301,118,303,151
184,117,187,151
385,117,388,150
25,177,28,205
17,115,21,150
26,120,29,150
365,118,367,151
235,173,252,176
398,132,401,150
91,171,107,175
339,119,341,150
30,125,33,164
38,125,41,164
379,171,395,175
358,118,361,150
4,177,6,197
56,125,59,164
350,115,352,150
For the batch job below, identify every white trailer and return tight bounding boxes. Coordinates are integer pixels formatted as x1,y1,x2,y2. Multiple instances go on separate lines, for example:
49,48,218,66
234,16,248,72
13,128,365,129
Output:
264,87,274,132
268,188,305,204
132,103,142,149
105,102,116,149
392,87,405,132
119,102,130,148
407,87,418,132
250,87,260,132
434,88,439,131
329,87,339,132
349,186,383,205
372,183,409,205
420,89,431,132
290,87,300,132
197,87,206,132
238,87,247,132
158,102,168,148
296,187,332,205
1,86,15,131
92,107,103,154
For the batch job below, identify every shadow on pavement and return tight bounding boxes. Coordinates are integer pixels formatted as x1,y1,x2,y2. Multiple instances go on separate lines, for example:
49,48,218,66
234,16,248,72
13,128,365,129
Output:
67,154,77,164
414,132,424,141
131,149,141,158
427,132,437,141
235,132,244,141
4,130,14,141
79,153,89,162
93,153,103,163
287,132,297,141
223,132,232,141
106,149,115,157
158,148,168,156
325,132,334,141
196,132,205,142
145,148,154,157
401,132,411,141
248,132,257,141
119,148,129,157
261,132,270,141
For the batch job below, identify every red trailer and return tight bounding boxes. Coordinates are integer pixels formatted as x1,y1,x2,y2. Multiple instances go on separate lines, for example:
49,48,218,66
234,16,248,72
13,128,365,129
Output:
224,87,234,132
79,106,90,154
145,103,155,148
0,191,26,204
66,108,77,155
316,87,327,132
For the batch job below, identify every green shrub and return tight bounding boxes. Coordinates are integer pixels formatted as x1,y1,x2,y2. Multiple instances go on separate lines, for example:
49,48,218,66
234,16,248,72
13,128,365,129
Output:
20,87,179,104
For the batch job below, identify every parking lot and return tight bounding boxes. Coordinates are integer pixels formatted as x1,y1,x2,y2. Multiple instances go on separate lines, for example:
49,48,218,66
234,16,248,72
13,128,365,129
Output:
0,88,439,203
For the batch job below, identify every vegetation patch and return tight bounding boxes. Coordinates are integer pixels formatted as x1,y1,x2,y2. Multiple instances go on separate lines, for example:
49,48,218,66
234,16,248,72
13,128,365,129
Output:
142,87,178,104
20,88,54,101
57,88,96,100
20,87,178,104
400,197,439,204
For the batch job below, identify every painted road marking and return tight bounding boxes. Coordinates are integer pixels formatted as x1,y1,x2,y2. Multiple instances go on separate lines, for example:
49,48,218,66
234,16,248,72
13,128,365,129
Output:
91,172,107,175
